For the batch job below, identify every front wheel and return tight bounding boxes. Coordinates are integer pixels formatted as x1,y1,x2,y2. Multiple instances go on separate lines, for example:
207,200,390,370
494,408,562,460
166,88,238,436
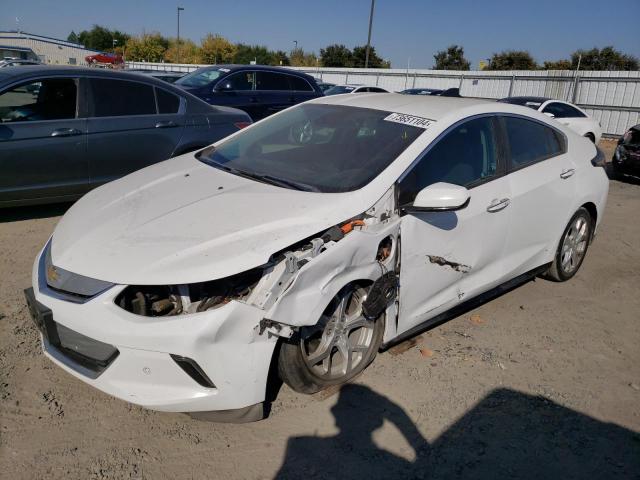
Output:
544,207,593,282
278,283,384,394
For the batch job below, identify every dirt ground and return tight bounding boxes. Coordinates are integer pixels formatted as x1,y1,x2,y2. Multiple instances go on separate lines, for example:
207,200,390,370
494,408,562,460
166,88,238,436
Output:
1,140,639,479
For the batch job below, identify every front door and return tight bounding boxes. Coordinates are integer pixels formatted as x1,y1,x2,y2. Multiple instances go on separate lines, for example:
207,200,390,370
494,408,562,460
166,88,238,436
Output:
397,115,511,334
0,76,88,204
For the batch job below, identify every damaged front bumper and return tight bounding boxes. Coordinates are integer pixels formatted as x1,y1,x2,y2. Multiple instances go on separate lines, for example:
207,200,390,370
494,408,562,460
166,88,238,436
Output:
29,248,278,413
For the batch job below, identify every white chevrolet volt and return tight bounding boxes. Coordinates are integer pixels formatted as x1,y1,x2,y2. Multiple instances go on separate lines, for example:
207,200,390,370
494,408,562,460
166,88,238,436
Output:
25,93,609,422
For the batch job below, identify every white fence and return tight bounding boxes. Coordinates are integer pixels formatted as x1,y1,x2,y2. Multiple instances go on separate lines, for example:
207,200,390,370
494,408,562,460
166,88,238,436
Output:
127,61,640,136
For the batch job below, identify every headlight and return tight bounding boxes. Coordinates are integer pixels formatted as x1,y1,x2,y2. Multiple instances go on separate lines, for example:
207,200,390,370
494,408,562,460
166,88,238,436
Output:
115,268,264,317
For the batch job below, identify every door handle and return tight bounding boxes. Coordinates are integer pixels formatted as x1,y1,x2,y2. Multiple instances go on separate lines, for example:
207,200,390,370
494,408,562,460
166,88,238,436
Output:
486,198,510,213
155,121,177,128
560,168,575,179
50,128,82,137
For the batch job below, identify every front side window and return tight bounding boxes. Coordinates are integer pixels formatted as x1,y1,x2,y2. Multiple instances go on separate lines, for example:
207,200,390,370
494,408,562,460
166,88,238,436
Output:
397,116,498,206
503,116,564,169
197,104,423,193
216,71,255,91
89,79,155,117
255,72,289,91
0,78,77,123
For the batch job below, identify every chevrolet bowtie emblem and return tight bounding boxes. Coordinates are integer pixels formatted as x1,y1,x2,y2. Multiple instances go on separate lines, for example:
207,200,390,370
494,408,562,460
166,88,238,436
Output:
47,264,59,283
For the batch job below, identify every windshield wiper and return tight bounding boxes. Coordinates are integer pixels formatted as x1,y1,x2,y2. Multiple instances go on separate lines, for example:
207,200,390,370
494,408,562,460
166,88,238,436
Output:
203,157,317,192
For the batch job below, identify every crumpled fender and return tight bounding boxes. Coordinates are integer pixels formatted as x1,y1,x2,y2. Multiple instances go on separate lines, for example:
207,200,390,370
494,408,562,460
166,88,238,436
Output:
266,219,400,328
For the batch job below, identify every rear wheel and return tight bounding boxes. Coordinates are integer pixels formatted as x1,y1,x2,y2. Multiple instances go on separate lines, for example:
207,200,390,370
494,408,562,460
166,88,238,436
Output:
544,207,593,282
278,283,384,394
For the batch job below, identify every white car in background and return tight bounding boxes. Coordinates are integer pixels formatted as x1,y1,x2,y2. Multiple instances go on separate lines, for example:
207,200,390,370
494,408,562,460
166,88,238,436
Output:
25,94,609,422
324,84,389,95
499,96,602,143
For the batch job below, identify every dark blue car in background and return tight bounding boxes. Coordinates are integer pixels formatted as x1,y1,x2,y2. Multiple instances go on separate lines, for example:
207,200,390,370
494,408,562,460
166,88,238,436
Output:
174,65,323,121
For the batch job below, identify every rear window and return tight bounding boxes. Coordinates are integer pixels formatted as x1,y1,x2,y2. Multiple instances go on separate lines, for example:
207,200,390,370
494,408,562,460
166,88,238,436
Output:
503,116,564,169
156,88,180,114
89,79,155,117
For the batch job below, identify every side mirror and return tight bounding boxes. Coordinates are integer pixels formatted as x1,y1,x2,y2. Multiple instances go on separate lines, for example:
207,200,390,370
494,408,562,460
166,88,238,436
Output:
407,182,470,212
543,112,555,118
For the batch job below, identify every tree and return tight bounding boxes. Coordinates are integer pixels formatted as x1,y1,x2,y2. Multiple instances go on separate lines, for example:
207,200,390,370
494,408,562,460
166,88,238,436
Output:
433,45,470,70
67,31,79,44
76,25,129,51
233,44,276,65
571,47,638,71
352,45,389,68
164,38,201,64
290,48,319,67
199,34,236,64
543,59,572,70
125,33,169,62
320,44,354,67
272,50,290,66
487,50,537,70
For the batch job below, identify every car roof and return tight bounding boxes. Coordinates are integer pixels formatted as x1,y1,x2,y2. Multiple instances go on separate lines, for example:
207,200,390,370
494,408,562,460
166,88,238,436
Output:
195,64,316,79
0,65,179,87
312,92,491,120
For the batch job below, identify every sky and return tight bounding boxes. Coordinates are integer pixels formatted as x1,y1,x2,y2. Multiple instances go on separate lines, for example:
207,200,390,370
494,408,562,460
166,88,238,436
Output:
2,0,639,69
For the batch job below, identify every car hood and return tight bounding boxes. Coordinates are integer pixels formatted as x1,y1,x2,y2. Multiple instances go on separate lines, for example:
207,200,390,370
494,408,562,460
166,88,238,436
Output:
50,155,360,285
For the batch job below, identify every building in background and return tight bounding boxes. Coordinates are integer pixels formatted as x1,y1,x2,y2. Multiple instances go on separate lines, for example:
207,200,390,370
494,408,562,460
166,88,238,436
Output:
0,31,99,65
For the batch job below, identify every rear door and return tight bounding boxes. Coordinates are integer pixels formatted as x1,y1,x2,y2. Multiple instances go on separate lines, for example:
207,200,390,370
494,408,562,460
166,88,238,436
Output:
0,76,88,204
500,115,575,277
86,77,185,188
254,71,294,119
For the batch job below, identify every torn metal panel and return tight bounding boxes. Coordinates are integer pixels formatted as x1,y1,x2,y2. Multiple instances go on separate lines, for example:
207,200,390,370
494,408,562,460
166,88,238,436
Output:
426,255,471,273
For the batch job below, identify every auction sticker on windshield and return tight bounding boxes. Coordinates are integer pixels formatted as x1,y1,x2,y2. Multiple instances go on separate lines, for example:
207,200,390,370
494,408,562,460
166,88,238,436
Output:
384,112,434,129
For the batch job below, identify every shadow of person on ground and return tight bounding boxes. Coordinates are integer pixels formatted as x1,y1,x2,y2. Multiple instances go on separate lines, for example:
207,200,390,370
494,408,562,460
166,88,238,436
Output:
275,386,639,480
274,384,428,480
0,202,73,223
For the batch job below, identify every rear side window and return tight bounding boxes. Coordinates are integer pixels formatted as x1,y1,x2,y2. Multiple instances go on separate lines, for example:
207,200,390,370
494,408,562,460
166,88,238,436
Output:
288,75,313,92
398,116,498,206
503,116,564,169
0,78,77,123
542,102,586,118
156,88,180,114
256,72,289,91
89,78,156,117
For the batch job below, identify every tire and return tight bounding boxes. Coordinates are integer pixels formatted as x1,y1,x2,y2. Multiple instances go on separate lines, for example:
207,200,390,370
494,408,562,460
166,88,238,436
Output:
544,207,593,282
278,283,385,394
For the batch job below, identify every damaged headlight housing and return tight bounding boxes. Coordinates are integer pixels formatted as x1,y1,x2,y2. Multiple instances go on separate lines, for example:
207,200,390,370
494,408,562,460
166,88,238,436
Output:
115,268,264,317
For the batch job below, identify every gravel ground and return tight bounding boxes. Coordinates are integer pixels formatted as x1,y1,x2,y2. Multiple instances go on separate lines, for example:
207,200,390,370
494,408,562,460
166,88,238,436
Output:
1,140,639,479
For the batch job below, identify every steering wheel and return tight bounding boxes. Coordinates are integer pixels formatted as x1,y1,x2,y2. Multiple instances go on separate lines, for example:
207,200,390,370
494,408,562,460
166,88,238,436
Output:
291,120,314,144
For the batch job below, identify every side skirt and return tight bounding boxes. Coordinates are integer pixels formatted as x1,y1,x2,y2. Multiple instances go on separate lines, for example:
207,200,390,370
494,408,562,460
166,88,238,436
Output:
381,263,551,351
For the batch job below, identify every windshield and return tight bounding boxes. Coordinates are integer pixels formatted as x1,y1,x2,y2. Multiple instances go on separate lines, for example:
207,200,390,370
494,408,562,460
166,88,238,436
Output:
324,85,357,95
197,104,424,193
175,69,224,88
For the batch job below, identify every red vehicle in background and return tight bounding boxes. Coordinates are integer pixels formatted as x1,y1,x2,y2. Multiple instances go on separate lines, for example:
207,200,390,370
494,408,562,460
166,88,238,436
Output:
85,52,124,68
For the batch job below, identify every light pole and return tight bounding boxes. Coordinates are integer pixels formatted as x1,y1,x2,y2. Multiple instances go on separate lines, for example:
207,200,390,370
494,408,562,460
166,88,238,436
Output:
364,0,375,68
112,38,118,52
177,6,185,63
293,40,298,50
